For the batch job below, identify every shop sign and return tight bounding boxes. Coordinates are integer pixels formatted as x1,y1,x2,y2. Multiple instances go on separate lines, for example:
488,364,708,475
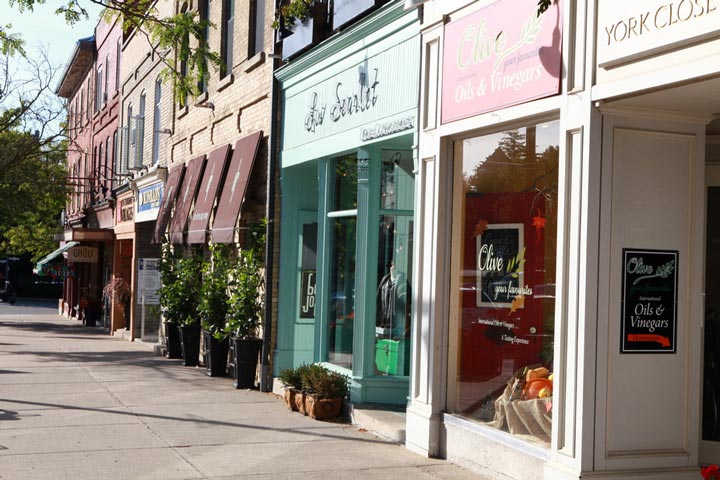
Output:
476,224,529,309
137,258,161,305
621,248,678,354
441,0,562,124
299,270,316,318
282,37,420,155
67,246,98,263
117,196,135,223
137,183,163,213
598,0,719,68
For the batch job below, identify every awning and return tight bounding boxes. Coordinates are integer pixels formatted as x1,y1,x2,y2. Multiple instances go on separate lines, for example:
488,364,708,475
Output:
152,164,185,244
169,155,207,244
34,241,79,275
211,131,263,243
187,144,231,244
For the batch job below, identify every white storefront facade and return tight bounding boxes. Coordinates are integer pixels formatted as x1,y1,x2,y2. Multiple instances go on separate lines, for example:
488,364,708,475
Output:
406,0,720,479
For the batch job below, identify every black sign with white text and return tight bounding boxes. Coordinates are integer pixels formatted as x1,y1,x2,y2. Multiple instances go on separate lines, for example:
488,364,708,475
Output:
621,248,678,354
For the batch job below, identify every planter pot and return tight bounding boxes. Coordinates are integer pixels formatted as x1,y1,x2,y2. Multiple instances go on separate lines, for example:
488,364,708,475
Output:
164,321,182,359
304,394,343,420
228,337,262,389
284,387,301,412
179,323,201,367
295,390,307,415
203,330,229,377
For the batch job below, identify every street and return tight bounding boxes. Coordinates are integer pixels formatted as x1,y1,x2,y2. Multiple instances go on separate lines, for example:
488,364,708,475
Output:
0,301,487,480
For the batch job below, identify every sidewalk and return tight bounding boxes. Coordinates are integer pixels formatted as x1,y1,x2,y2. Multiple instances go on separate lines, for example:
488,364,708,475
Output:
0,302,492,480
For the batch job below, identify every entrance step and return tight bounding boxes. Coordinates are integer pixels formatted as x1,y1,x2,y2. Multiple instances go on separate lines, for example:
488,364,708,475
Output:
350,405,406,443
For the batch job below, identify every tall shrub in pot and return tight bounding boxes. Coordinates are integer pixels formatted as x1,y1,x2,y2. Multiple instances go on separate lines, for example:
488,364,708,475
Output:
158,243,183,358
225,221,265,389
173,251,203,366
198,245,231,377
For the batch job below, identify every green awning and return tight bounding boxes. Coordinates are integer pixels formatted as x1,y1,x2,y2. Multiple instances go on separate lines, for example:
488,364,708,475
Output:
34,241,79,275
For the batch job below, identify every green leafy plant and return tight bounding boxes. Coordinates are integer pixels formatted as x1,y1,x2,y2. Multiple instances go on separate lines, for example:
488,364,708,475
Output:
278,365,303,389
271,0,314,29
224,220,266,339
299,364,349,398
198,244,231,339
158,247,203,325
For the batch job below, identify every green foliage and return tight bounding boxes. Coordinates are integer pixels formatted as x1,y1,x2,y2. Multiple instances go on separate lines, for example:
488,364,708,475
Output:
158,248,203,325
278,365,303,388
298,364,349,398
224,220,266,339
271,0,313,30
0,131,68,261
198,244,232,339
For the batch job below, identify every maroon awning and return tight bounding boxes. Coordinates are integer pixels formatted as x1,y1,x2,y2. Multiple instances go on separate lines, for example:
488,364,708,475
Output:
151,164,185,244
211,131,262,243
168,155,206,244
187,144,231,244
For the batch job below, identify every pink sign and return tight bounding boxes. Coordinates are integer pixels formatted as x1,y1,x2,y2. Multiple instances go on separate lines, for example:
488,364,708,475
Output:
441,0,562,124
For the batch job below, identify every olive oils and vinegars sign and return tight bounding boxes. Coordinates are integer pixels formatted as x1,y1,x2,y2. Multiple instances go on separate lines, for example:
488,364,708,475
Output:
621,248,678,353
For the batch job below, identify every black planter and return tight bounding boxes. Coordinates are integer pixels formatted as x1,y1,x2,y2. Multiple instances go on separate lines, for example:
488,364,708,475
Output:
164,321,182,359
179,323,201,367
228,337,262,389
203,330,229,377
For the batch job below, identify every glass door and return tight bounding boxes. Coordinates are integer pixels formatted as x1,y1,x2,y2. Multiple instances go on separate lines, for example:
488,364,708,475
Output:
702,164,720,464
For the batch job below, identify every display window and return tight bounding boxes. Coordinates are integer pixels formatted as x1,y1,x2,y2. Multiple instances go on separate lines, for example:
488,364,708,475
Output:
450,120,560,445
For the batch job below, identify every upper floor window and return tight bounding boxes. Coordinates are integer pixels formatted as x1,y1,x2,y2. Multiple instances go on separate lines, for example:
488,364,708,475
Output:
250,0,265,57
135,93,146,169
198,0,210,93
116,40,121,92
104,55,109,99
95,65,104,112
221,0,234,77
152,79,162,165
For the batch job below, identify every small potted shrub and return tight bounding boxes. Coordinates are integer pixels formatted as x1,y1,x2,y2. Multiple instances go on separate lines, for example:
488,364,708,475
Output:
198,245,231,377
299,364,348,420
279,364,305,411
225,220,266,389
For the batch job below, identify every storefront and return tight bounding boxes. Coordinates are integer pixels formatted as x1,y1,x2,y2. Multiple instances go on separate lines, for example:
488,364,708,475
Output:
406,0,720,479
274,3,420,405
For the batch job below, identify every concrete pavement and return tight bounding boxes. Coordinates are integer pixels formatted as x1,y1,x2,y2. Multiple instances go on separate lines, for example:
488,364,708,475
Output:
0,301,491,480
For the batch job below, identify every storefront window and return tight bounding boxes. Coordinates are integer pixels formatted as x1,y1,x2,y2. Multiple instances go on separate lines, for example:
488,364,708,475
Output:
328,154,358,369
453,120,559,445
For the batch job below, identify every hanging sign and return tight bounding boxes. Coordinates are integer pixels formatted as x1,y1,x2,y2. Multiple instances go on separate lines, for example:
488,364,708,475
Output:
621,248,678,354
67,246,98,263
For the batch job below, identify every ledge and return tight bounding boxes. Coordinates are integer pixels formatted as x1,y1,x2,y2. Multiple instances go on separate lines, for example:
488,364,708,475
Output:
242,52,265,73
217,72,234,92
177,104,189,119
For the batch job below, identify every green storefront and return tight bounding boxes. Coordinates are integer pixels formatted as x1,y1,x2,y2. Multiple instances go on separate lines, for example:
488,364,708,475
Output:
275,3,419,405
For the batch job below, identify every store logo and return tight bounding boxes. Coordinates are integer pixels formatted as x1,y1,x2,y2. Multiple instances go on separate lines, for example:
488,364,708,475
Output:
305,68,380,133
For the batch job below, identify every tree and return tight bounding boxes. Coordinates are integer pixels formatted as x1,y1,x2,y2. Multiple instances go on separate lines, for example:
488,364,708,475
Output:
4,0,221,102
0,130,69,261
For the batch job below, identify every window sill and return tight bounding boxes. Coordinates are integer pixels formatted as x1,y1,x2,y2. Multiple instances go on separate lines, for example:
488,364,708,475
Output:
177,105,189,119
217,73,234,92
242,52,265,74
196,91,209,104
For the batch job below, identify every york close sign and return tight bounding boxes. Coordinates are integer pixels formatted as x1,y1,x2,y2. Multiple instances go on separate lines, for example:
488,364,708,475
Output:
441,0,562,123
598,0,720,68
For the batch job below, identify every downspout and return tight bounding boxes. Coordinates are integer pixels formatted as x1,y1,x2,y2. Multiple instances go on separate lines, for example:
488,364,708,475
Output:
259,0,282,392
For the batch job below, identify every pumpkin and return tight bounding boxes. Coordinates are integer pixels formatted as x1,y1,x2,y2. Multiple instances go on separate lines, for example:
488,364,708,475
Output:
523,378,552,400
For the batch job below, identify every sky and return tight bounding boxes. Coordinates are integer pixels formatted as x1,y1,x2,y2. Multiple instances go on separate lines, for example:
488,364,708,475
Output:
5,0,104,73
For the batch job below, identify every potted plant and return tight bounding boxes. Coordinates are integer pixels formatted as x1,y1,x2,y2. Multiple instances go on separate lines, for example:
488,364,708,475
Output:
278,364,307,412
102,276,130,329
226,221,265,389
173,251,204,366
198,245,231,377
158,244,183,359
80,286,103,327
299,364,349,420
